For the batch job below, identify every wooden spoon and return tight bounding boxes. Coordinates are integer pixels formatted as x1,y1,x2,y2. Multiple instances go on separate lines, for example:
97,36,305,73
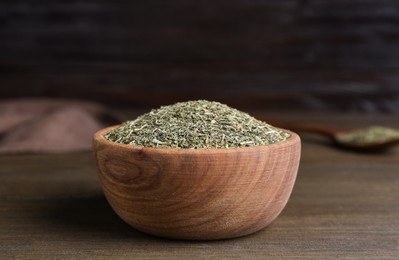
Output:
264,121,399,152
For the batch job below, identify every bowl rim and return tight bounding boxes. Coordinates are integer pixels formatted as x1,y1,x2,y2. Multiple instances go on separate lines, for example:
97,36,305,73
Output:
93,125,300,154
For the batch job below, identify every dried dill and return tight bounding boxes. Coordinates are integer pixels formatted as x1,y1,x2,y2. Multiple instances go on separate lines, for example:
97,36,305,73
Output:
104,100,291,149
336,126,399,146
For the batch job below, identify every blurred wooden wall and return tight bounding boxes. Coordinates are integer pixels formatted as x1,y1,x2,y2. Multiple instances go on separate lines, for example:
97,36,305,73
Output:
1,0,399,112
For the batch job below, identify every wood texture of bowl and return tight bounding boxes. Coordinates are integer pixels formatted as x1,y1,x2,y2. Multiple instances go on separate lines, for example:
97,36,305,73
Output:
93,126,301,240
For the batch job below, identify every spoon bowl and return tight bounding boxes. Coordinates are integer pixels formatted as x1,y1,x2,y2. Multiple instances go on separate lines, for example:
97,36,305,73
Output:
334,126,399,151
93,126,301,240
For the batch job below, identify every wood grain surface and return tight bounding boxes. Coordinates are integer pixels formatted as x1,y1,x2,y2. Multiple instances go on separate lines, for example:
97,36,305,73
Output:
1,1,399,112
93,127,300,240
1,112,399,258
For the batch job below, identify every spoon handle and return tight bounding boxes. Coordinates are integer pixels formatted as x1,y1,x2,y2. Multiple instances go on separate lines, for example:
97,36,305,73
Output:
274,123,339,138
255,116,341,139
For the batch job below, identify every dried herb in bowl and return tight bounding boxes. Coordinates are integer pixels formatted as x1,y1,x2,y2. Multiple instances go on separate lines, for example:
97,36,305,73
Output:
104,100,290,149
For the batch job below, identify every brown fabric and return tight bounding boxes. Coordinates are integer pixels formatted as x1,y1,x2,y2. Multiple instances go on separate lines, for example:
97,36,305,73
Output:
0,99,124,154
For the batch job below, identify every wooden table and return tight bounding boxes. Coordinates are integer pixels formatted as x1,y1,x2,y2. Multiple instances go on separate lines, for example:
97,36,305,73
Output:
1,113,398,259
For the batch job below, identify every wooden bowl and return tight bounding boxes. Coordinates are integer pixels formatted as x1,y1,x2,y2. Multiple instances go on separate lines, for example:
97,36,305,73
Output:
93,126,301,240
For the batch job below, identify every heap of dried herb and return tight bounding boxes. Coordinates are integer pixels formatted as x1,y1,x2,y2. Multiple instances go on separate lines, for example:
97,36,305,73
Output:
336,126,399,146
104,100,290,149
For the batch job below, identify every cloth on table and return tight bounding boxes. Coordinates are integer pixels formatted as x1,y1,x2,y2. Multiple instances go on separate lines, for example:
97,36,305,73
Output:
0,99,123,154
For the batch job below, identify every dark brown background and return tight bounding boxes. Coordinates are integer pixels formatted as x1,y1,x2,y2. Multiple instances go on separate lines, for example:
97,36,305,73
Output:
1,0,399,112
